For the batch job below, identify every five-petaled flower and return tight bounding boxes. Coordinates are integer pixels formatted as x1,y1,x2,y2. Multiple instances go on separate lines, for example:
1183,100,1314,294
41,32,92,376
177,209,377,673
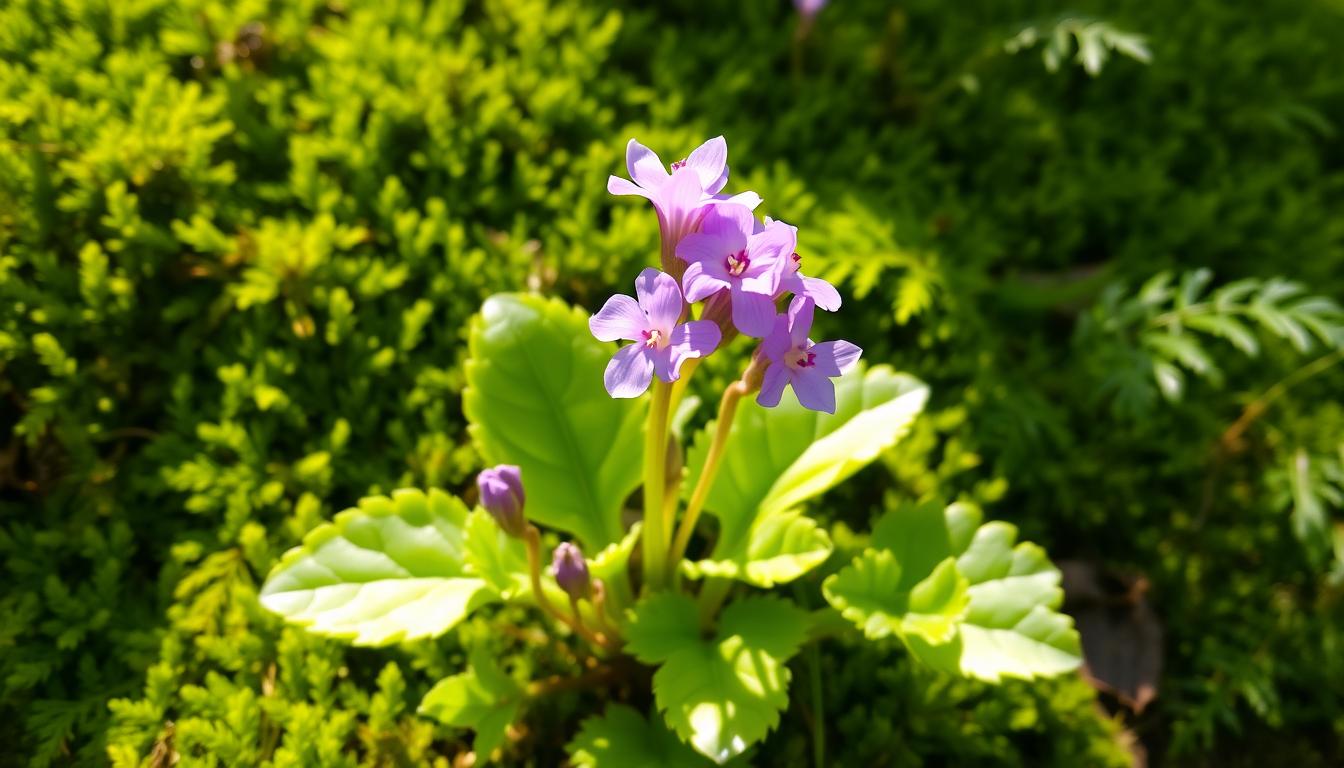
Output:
607,137,761,272
758,296,862,413
676,205,793,337
590,268,722,398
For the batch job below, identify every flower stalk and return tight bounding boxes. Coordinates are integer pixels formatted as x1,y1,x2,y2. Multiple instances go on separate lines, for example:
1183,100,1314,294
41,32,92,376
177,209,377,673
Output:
642,380,674,591
667,355,764,574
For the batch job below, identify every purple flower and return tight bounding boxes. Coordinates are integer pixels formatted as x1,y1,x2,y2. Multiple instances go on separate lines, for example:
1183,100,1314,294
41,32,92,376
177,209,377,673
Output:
765,218,841,311
477,464,526,537
590,268,722,398
607,137,762,272
757,296,862,414
676,205,793,337
551,542,591,600
795,0,828,18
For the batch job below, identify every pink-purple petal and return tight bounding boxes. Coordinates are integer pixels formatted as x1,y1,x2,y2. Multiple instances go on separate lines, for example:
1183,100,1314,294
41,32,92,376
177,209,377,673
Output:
760,314,792,363
604,344,654,398
700,203,754,242
809,340,862,377
713,190,763,211
738,259,781,296
657,169,708,242
757,363,790,408
607,175,651,199
670,319,721,358
627,139,668,189
635,268,683,331
790,367,837,414
677,231,738,266
800,275,841,311
685,136,728,194
749,219,797,264
787,296,816,348
590,294,646,342
731,287,778,338
682,261,731,302
665,320,721,379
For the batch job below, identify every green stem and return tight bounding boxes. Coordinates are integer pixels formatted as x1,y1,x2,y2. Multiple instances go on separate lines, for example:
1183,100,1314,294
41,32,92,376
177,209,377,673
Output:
668,377,749,572
642,380,674,591
697,577,733,629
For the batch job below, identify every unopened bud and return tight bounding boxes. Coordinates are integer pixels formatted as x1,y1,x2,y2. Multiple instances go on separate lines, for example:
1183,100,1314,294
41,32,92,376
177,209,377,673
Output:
551,542,591,600
477,464,526,537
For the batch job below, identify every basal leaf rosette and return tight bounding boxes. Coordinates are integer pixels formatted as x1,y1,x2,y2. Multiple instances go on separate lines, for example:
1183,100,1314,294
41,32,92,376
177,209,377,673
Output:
464,293,644,550
823,500,1083,682
260,489,497,646
681,366,928,587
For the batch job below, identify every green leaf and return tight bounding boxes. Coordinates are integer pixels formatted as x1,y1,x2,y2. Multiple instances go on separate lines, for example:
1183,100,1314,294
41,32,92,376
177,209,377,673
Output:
567,705,714,768
418,649,522,757
685,366,927,569
1290,449,1331,565
825,501,1082,682
464,294,644,548
822,550,968,644
625,592,701,664
589,523,642,611
259,489,494,646
681,510,832,587
628,596,810,764
464,509,530,600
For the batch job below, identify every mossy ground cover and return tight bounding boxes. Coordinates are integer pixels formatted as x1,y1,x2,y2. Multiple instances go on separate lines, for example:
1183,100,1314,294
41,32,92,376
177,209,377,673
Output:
2,0,1342,765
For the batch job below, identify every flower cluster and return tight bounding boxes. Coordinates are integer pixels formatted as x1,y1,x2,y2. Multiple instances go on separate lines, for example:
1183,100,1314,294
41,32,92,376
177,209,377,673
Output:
592,136,860,413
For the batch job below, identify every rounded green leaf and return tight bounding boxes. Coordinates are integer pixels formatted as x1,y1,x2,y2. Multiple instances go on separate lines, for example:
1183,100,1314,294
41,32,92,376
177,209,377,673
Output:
829,501,1083,682
629,595,810,764
259,489,493,646
418,649,522,758
464,294,644,549
568,705,715,768
822,550,968,644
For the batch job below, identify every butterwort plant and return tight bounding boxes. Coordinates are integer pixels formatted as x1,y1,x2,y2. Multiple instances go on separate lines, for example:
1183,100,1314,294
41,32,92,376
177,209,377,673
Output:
259,136,1083,765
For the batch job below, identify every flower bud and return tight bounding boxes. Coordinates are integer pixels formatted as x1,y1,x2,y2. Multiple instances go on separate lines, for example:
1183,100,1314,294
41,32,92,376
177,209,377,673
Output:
551,542,591,601
477,464,526,537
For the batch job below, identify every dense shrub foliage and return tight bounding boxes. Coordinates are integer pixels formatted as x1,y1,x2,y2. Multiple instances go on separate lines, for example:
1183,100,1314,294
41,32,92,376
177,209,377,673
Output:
2,0,1342,765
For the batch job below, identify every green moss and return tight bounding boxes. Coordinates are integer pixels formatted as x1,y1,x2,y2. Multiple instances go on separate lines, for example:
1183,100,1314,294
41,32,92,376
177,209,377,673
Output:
2,0,1342,764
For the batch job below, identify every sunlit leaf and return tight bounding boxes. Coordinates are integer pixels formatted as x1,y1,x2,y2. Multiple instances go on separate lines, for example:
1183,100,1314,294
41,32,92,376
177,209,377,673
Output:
627,595,809,764
259,489,493,646
567,705,715,768
419,649,522,757
685,366,927,572
465,294,644,548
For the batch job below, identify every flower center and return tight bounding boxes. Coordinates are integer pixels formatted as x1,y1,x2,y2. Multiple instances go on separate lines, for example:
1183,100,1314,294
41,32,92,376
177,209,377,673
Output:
790,347,816,369
725,249,749,277
670,159,687,171
642,328,665,349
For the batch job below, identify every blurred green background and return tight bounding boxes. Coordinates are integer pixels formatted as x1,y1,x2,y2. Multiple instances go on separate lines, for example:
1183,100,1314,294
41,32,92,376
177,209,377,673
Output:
2,0,1344,765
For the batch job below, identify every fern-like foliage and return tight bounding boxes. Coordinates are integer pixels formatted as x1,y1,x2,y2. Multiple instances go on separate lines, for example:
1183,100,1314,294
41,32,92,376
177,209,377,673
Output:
1005,17,1152,76
1269,445,1344,573
1078,269,1344,415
